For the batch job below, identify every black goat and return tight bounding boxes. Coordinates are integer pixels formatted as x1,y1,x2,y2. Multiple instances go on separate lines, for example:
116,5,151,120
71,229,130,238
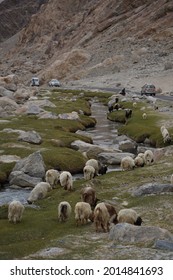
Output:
125,108,132,119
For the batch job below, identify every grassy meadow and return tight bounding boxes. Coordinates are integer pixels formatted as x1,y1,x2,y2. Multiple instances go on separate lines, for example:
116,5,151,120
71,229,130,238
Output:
0,88,173,259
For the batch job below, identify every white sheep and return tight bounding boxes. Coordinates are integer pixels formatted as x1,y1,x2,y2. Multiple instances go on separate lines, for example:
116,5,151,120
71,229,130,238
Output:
142,112,147,119
27,182,52,204
160,126,171,143
120,156,135,171
58,201,72,222
85,159,99,175
45,169,60,188
74,201,93,226
94,202,110,232
8,200,25,224
83,165,95,180
117,208,142,226
134,155,145,167
59,171,73,191
133,102,137,108
138,152,145,160
144,149,154,165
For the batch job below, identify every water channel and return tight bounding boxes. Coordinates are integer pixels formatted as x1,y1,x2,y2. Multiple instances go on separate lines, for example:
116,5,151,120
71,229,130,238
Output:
0,102,121,206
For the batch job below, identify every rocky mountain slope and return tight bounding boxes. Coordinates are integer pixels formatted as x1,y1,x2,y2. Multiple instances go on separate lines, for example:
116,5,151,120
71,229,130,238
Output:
0,0,173,90
0,0,48,42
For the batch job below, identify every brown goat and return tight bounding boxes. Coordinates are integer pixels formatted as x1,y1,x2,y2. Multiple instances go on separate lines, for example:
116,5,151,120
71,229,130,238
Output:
104,203,118,224
81,186,99,209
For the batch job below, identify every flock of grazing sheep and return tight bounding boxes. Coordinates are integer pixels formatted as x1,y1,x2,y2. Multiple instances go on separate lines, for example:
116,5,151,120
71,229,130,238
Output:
108,95,172,144
8,158,143,232
7,96,172,235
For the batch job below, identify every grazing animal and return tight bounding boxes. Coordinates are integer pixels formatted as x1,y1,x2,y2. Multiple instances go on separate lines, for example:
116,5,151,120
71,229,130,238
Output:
45,169,60,188
125,108,132,119
142,112,147,119
108,102,114,113
81,186,99,209
74,202,93,226
104,203,118,224
134,155,145,167
113,103,121,110
119,88,126,96
85,159,99,175
85,159,107,176
93,202,110,232
133,102,137,108
99,163,108,175
138,153,145,160
121,156,135,171
83,165,95,180
108,97,119,112
27,182,52,204
117,208,142,226
8,200,25,224
58,201,72,222
59,171,73,191
160,126,171,144
144,149,154,165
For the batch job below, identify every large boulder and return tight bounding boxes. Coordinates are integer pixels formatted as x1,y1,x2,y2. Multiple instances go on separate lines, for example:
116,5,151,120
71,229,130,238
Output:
11,151,45,179
118,139,137,153
9,171,42,188
17,130,42,144
109,223,173,245
98,152,135,165
131,182,173,197
0,96,19,117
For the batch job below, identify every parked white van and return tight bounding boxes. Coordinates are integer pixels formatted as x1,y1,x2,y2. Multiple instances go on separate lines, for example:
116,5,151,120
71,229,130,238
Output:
31,77,39,86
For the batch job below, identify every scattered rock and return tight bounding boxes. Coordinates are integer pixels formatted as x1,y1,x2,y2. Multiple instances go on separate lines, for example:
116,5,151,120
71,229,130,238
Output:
11,151,45,179
17,130,42,144
109,223,173,245
58,111,79,120
9,171,41,188
118,139,137,153
154,240,173,251
131,182,173,197
98,152,135,165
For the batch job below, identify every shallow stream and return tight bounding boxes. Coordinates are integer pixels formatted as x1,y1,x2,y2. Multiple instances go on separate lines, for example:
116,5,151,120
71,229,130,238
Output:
0,102,121,206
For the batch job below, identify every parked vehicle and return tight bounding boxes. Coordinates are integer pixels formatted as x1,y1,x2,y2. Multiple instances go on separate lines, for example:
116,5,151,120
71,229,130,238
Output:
31,77,39,86
141,84,156,96
48,79,61,87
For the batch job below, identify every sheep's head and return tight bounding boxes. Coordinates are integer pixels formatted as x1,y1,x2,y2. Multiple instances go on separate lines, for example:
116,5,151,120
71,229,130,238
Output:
99,164,108,175
27,199,33,204
134,216,143,226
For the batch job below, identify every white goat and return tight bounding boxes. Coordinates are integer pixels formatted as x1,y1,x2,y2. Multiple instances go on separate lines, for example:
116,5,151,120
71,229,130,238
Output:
117,208,142,226
160,126,171,143
85,159,99,175
59,171,73,191
74,202,93,226
83,165,95,180
8,200,25,224
121,156,135,171
27,182,52,204
58,201,72,222
45,169,60,188
144,149,154,165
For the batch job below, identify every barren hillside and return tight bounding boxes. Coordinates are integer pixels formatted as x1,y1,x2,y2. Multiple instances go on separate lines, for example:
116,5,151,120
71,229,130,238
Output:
0,0,173,90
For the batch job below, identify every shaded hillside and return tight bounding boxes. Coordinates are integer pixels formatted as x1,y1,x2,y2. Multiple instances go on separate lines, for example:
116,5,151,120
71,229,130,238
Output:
0,0,48,42
0,0,173,84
